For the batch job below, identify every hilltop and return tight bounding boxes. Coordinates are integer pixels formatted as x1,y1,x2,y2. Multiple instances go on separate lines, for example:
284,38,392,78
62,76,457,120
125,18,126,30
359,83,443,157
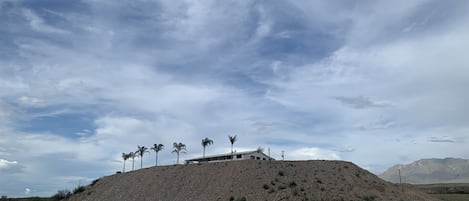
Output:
67,160,436,201
380,158,469,184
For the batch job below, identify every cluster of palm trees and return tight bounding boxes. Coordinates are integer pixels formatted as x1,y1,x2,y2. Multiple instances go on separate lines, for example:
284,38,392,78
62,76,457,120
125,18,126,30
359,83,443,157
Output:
120,135,238,172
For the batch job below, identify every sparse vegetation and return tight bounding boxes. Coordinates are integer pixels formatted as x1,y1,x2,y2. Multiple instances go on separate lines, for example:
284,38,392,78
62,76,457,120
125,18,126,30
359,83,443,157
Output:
289,181,297,188
90,178,100,186
52,189,71,201
278,170,285,176
362,195,377,201
72,186,86,194
263,184,270,190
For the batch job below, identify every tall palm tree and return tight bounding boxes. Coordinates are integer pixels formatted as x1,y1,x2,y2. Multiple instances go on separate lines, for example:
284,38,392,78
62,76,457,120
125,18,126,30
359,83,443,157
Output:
151,143,164,166
228,135,237,154
129,151,137,171
201,137,213,158
172,142,186,164
121,152,130,172
136,145,149,169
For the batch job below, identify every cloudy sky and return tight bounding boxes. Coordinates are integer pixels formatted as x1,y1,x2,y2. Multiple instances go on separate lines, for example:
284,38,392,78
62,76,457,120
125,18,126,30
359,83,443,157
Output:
1,0,469,197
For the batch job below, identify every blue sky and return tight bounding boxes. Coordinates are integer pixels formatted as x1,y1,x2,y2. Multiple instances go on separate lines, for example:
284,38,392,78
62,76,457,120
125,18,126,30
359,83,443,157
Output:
1,0,469,197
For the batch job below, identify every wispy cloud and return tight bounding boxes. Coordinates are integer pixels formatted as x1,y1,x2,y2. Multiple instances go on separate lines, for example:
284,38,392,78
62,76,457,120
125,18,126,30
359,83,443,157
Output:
1,0,469,197
333,96,393,109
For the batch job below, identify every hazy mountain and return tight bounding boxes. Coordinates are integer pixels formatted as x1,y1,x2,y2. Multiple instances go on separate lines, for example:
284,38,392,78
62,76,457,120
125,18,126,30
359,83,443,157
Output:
380,158,469,184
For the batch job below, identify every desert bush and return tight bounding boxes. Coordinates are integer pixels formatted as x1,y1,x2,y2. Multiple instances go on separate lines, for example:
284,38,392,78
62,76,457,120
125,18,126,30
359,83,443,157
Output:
278,170,285,176
263,184,270,190
90,178,100,186
363,195,377,201
52,189,71,201
289,181,297,188
237,197,247,201
73,185,86,194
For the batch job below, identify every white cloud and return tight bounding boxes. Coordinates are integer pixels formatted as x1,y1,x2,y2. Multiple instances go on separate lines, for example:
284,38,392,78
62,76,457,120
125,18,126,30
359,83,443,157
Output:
288,147,340,161
17,96,46,108
0,159,18,169
24,188,31,195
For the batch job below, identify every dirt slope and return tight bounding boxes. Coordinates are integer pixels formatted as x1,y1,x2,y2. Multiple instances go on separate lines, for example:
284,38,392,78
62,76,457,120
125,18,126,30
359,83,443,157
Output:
69,160,437,201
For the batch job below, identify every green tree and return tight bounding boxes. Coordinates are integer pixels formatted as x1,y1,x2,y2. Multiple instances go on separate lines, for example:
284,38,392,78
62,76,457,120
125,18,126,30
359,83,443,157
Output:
136,145,149,169
172,142,186,164
121,152,130,172
228,135,237,154
201,137,213,158
129,151,137,171
151,143,164,166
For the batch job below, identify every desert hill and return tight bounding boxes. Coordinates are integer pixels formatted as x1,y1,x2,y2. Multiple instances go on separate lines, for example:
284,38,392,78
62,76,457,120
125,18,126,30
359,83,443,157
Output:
380,158,469,184
69,160,436,201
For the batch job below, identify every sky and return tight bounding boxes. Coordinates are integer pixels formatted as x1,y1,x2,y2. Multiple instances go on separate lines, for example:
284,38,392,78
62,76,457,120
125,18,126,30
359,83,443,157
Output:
1,0,469,197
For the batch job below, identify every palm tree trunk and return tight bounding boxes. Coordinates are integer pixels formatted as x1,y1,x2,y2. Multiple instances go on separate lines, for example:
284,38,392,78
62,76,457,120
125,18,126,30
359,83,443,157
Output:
140,157,143,169
155,153,158,166
203,147,206,158
132,158,135,171
123,160,126,172
176,152,179,164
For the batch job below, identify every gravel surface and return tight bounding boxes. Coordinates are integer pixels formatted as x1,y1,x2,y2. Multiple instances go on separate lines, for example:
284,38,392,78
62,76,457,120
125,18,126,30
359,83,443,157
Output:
69,160,438,201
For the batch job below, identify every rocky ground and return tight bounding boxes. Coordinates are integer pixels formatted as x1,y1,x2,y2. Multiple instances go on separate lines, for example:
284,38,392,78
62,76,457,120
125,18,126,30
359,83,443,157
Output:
68,160,438,201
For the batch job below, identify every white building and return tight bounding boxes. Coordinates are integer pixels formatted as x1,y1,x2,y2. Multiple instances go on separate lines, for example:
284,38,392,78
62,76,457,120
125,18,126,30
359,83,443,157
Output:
185,149,275,163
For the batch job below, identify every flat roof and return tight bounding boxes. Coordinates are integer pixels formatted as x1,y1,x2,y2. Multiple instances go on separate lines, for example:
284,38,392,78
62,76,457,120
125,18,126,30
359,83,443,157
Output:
186,150,273,161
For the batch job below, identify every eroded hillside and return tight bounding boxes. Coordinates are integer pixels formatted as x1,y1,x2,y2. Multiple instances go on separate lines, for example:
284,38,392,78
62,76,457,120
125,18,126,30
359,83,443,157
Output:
69,160,437,201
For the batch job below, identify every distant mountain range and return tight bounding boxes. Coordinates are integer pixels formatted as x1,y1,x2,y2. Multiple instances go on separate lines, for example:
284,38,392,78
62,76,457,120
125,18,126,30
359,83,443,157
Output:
379,158,469,184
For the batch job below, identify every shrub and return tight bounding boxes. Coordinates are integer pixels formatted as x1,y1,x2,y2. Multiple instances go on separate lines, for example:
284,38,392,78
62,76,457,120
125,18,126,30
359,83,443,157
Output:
278,170,285,176
237,197,247,201
52,189,71,201
363,196,377,201
289,181,297,188
91,178,100,186
263,184,270,190
73,185,86,194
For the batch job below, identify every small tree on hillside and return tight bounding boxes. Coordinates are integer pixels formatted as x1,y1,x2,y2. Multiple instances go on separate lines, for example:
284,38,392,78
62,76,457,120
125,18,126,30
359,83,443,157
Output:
172,142,186,164
201,137,213,158
151,143,164,166
136,145,149,169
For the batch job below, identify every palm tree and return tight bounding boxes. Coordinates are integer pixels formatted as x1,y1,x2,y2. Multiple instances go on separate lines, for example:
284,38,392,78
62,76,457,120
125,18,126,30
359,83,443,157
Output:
129,151,137,171
121,152,130,172
202,137,213,158
172,142,186,164
136,145,149,169
201,137,213,158
151,143,164,166
228,135,237,154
